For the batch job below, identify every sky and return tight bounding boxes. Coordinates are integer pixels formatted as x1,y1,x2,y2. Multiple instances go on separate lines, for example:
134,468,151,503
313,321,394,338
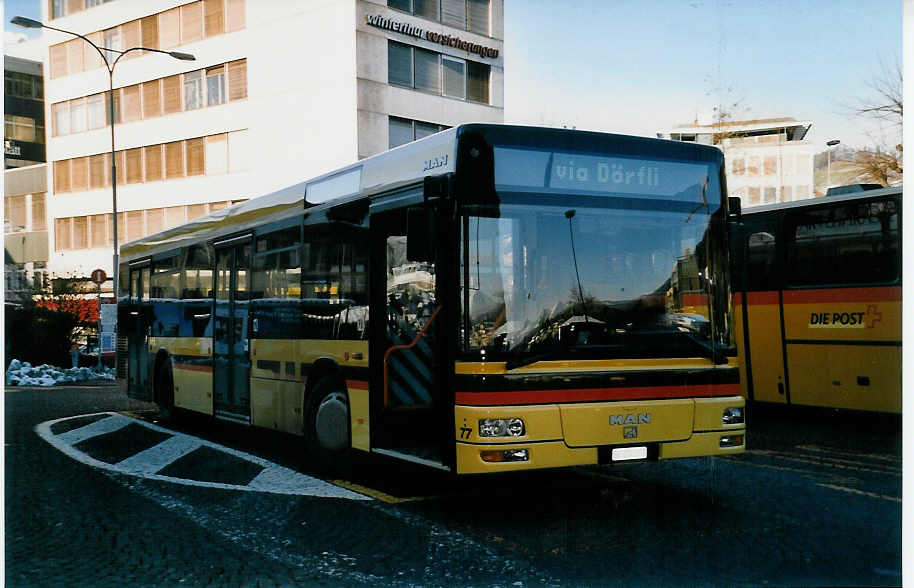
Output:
503,0,902,150
4,0,903,151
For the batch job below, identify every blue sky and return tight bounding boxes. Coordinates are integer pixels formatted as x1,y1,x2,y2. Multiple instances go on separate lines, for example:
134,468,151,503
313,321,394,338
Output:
504,0,902,150
5,0,902,150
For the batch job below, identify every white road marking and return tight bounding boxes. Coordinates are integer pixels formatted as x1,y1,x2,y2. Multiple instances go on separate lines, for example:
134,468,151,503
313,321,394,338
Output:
816,483,901,503
35,412,370,500
116,435,202,475
56,413,131,445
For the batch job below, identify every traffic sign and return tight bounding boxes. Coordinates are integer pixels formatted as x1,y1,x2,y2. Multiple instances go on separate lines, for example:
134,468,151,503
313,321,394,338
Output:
91,269,107,285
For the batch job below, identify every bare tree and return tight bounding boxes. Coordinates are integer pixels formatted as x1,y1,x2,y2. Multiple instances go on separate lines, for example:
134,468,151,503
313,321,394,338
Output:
848,58,902,185
853,145,903,187
853,58,903,127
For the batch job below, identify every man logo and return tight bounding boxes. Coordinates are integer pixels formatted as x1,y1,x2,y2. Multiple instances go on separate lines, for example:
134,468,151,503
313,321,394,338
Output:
623,426,638,439
609,413,651,426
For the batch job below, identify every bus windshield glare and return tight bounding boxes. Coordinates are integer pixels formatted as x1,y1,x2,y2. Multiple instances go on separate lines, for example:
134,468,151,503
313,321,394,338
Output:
460,147,726,361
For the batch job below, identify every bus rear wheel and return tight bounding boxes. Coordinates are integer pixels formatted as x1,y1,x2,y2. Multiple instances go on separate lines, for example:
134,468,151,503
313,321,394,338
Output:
305,378,350,469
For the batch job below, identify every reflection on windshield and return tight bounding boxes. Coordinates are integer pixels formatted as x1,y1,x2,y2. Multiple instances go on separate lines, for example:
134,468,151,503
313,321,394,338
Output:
460,203,722,360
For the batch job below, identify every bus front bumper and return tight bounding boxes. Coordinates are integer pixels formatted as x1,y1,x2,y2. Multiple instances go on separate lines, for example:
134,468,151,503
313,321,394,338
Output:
454,396,745,475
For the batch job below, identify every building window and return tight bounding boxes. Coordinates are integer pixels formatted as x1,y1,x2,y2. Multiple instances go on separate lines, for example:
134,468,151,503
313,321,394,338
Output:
181,2,204,44
4,71,43,100
763,187,776,203
389,116,448,148
388,41,413,87
228,60,247,101
206,66,226,106
442,56,466,99
763,156,777,176
746,156,760,177
467,60,489,103
49,2,245,80
184,70,204,110
389,0,489,35
51,131,246,195
87,94,106,129
205,0,225,37
51,0,67,18
5,115,43,143
103,27,122,54
142,80,161,119
388,41,489,103
413,47,440,93
747,187,760,206
69,98,87,133
49,59,246,137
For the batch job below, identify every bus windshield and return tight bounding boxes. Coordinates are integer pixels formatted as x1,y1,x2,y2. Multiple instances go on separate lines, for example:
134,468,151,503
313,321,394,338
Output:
460,196,726,362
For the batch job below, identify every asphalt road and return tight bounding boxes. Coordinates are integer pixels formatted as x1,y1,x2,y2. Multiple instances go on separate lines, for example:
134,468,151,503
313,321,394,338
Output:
5,384,903,587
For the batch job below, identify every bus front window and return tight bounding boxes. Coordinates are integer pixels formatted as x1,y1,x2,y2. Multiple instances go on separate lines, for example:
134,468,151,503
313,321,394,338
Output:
460,203,725,361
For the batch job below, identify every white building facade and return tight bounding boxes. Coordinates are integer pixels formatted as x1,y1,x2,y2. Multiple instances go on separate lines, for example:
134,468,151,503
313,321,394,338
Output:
657,118,815,208
42,0,504,287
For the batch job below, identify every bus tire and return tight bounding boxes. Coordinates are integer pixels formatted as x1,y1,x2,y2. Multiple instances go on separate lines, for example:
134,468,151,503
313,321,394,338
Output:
304,378,350,469
155,360,175,420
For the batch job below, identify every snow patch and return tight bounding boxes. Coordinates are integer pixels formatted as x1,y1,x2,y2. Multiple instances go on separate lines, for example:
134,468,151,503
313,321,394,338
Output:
6,359,115,387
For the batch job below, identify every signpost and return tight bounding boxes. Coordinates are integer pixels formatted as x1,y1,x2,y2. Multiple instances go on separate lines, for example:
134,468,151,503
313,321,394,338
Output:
90,269,107,369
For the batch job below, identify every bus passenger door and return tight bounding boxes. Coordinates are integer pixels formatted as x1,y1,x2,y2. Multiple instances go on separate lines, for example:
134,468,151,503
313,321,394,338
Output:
369,207,447,468
741,227,789,404
126,263,152,400
213,238,252,423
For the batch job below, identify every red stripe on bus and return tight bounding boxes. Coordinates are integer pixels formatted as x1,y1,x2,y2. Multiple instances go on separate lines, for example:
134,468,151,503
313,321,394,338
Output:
745,291,779,305
174,363,212,373
782,286,901,304
680,293,708,306
455,384,740,406
346,380,369,390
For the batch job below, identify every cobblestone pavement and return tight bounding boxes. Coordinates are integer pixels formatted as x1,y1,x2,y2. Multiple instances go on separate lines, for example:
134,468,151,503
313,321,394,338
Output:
6,385,553,587
6,385,904,587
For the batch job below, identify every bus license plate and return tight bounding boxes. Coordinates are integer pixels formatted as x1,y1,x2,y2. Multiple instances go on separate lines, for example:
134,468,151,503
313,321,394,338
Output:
612,446,648,461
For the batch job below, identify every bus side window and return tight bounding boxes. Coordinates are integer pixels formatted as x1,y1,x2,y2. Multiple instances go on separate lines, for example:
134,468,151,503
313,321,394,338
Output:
786,200,899,287
746,231,776,291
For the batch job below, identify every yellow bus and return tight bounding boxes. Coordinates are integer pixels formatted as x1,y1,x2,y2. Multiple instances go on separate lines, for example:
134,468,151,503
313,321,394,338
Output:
731,185,901,413
118,124,745,474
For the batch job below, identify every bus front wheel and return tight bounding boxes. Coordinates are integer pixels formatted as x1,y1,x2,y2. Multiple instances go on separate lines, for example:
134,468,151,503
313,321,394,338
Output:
305,378,350,468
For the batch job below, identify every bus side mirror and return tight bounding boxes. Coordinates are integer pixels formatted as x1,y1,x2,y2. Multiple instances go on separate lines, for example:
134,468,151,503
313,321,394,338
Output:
728,196,741,221
407,206,435,263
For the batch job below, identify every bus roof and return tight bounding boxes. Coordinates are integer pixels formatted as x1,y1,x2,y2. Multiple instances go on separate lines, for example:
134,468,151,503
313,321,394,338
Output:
740,185,901,217
120,123,724,262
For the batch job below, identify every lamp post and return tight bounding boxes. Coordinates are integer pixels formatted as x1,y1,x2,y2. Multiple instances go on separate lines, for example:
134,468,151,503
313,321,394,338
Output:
11,16,194,297
826,139,841,192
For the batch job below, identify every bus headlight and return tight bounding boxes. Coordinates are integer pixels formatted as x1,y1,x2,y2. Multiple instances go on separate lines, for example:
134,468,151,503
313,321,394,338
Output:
722,407,744,425
478,418,525,437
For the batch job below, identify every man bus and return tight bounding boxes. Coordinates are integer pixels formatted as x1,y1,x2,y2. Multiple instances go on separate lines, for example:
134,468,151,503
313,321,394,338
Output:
118,124,745,474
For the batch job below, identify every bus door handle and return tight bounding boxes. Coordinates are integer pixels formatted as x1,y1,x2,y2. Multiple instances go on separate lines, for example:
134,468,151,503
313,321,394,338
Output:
777,382,785,396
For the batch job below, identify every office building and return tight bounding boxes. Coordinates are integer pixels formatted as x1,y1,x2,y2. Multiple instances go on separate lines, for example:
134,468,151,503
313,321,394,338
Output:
5,53,48,299
42,0,504,288
657,118,815,207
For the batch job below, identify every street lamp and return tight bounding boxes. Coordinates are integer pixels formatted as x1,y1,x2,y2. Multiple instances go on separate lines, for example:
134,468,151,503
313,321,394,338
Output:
11,16,194,296
826,139,841,192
